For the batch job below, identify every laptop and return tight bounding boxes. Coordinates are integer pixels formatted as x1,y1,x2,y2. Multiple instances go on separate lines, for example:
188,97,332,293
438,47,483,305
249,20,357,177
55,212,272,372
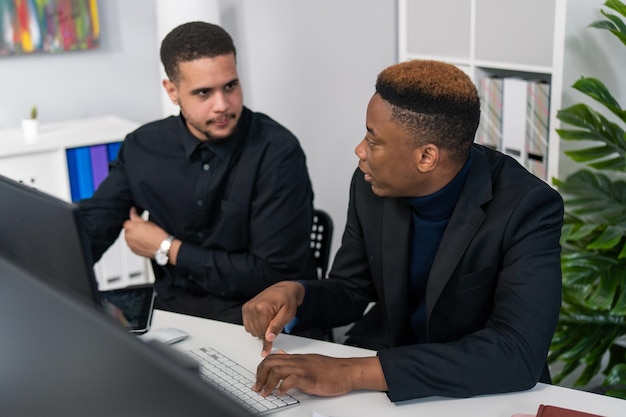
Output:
0,173,155,333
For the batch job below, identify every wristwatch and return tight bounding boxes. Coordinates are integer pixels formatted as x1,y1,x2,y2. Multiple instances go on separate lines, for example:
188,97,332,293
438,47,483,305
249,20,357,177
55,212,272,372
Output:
155,235,174,266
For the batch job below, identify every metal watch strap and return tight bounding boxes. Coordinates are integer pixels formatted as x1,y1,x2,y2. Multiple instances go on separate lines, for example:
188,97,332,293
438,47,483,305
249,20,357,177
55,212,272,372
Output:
155,235,174,266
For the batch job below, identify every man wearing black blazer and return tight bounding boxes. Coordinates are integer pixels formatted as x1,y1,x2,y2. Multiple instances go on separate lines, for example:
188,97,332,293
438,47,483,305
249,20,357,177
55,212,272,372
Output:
242,60,564,402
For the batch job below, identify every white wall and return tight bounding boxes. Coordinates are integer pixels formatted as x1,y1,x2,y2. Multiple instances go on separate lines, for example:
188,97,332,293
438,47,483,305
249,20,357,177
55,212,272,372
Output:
0,0,162,127
221,0,397,260
0,0,397,265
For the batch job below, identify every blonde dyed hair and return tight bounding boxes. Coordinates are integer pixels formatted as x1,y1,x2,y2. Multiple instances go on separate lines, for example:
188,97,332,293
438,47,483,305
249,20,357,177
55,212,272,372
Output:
375,60,480,163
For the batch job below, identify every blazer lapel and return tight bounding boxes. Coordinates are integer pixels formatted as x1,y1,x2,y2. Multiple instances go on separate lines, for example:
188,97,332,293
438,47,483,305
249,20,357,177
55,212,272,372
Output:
381,197,412,342
426,148,493,315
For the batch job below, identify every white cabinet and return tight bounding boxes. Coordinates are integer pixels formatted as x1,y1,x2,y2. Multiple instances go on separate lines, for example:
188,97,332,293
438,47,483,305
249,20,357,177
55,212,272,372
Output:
0,116,151,290
0,150,68,200
398,0,566,183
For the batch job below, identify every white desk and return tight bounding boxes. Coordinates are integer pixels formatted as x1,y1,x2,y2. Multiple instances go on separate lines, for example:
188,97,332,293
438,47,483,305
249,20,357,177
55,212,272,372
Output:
151,310,625,417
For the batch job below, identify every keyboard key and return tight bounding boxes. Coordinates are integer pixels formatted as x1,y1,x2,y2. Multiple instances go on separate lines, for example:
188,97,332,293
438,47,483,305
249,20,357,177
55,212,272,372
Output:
184,347,300,415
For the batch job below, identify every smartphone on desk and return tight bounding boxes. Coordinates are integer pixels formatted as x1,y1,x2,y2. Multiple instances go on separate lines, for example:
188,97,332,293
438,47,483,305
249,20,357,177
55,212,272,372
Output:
100,284,156,334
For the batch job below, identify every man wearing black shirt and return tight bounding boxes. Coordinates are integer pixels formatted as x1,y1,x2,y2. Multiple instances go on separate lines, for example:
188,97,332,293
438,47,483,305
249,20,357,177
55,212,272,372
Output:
79,22,316,323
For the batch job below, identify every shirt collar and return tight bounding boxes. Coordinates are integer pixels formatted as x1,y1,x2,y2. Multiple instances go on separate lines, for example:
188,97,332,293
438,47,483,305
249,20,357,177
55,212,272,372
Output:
178,107,252,162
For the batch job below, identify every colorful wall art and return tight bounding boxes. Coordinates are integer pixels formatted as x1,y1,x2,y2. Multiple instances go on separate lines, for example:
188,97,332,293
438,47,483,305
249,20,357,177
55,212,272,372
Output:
0,0,100,56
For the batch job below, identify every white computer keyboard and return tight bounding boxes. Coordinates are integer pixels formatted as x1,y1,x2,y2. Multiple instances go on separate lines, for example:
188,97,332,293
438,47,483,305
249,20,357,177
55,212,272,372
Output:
184,347,300,415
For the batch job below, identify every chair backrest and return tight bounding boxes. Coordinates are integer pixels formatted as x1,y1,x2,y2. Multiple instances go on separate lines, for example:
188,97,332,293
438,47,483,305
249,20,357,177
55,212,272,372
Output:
310,209,333,280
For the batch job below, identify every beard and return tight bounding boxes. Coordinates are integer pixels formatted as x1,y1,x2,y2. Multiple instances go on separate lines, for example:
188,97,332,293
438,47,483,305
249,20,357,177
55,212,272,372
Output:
181,108,238,142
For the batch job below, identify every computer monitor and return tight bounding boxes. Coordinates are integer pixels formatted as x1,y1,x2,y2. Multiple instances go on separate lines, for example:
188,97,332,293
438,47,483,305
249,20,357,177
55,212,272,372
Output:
0,173,99,304
0,255,253,417
0,174,155,333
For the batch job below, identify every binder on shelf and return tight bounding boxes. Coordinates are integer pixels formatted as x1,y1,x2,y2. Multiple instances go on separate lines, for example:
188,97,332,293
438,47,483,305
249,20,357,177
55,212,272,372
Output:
477,75,551,182
501,77,528,164
65,141,122,203
75,147,94,200
90,144,109,191
65,148,81,202
96,235,126,290
525,80,551,181
66,146,94,202
476,76,503,150
107,142,122,162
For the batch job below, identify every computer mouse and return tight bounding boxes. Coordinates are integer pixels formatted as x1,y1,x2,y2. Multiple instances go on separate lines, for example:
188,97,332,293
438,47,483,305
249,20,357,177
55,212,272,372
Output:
140,327,190,345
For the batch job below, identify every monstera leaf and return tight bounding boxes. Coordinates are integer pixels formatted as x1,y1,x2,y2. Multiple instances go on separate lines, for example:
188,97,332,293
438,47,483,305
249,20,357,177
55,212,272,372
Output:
549,0,626,399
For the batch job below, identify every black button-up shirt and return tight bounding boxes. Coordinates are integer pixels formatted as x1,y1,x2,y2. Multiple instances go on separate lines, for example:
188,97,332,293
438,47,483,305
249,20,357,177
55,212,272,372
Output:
79,107,316,320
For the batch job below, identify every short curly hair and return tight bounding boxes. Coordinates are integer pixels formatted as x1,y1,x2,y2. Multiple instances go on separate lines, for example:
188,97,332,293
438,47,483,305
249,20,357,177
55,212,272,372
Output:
376,60,480,163
160,21,236,82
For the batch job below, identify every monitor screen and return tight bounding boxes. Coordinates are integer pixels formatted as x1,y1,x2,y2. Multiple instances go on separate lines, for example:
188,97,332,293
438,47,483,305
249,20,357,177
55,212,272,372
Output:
0,255,254,417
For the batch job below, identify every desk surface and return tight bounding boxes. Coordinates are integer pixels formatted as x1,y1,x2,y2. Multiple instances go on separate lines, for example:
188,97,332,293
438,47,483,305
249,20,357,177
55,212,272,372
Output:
151,310,624,417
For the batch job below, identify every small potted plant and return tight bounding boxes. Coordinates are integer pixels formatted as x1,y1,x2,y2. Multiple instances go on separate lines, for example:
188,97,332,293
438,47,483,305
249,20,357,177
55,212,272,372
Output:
21,105,39,143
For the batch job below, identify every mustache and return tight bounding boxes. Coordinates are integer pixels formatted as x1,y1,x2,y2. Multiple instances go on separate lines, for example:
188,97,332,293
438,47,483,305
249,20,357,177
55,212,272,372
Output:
207,113,236,124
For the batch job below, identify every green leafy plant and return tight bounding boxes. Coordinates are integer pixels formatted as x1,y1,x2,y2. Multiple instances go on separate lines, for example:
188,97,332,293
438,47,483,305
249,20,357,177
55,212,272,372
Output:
548,0,626,399
29,105,37,119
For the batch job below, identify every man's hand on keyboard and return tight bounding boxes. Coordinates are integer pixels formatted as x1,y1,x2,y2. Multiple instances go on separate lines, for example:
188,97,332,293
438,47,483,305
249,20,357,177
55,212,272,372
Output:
253,353,388,397
242,281,306,357
186,347,300,414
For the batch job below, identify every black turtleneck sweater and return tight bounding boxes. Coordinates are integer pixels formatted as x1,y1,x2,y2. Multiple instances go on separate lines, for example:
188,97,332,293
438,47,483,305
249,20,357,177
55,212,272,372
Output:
403,154,471,342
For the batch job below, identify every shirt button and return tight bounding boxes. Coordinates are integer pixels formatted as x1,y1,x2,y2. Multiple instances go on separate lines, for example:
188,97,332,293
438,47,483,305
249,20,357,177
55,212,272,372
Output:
197,200,203,206
203,163,210,171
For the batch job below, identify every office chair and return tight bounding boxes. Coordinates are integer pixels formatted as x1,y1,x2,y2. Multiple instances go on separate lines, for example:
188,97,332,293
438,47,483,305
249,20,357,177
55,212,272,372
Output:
311,209,333,280
308,209,335,342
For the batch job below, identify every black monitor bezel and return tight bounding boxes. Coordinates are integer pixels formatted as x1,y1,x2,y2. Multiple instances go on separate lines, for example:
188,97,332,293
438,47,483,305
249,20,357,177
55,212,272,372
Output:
0,255,254,417
0,173,101,307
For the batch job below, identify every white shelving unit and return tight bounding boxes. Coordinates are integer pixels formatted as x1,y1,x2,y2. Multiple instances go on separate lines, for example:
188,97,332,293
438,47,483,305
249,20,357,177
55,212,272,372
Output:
0,116,151,290
398,0,566,183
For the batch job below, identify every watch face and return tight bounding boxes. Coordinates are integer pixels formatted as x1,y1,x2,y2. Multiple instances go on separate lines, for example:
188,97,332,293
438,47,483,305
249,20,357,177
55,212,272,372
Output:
155,251,168,266
160,238,172,252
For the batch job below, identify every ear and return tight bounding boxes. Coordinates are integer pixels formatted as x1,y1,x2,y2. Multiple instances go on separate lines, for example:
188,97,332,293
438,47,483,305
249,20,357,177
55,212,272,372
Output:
416,144,439,173
162,79,179,105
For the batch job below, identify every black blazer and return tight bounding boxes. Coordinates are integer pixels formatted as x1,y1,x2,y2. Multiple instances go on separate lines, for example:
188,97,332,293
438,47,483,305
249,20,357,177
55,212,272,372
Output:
299,145,564,401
